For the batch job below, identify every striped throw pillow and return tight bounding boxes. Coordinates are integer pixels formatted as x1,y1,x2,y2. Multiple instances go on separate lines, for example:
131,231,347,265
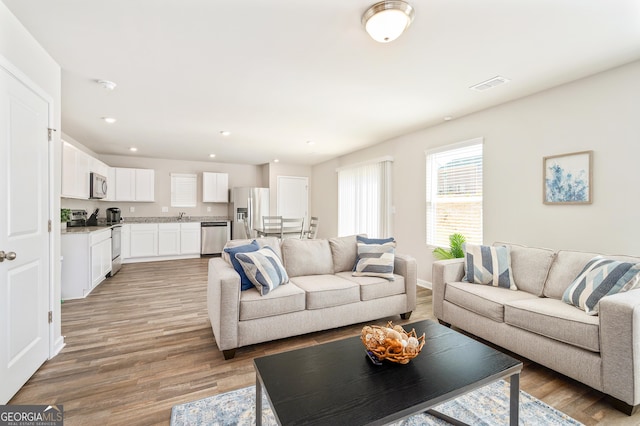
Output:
562,257,640,315
235,247,289,296
353,242,396,280
463,244,517,290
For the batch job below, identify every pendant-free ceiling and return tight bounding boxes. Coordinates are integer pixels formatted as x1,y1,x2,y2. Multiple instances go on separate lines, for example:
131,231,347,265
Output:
362,0,415,43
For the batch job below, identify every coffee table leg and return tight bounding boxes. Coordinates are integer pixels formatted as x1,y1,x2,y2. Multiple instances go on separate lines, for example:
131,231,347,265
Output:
256,374,262,426
510,373,520,426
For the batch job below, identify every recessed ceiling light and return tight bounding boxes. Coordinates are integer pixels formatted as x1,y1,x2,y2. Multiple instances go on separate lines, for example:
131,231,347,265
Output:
129,147,138,152
102,117,117,124
306,140,315,145
209,154,216,158
220,131,231,136
97,79,117,91
273,159,280,163
443,116,453,121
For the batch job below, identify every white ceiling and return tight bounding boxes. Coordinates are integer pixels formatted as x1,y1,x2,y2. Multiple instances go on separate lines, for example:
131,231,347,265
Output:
4,0,640,165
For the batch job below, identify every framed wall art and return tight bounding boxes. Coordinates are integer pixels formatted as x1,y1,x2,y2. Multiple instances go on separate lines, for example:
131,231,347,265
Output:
543,150,593,205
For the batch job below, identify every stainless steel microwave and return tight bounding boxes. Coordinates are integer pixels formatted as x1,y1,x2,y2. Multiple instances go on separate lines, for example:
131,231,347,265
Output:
90,172,107,199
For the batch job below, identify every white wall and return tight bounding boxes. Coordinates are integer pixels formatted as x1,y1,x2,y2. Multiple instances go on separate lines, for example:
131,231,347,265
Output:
311,60,640,283
1,1,63,351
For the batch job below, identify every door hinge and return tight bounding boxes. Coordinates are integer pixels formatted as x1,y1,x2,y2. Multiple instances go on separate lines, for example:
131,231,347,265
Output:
48,311,53,323
47,128,57,142
48,220,52,232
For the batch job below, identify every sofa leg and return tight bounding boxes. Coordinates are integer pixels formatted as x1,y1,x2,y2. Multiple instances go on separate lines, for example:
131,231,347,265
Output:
400,312,412,320
608,396,640,415
222,349,236,360
438,319,451,328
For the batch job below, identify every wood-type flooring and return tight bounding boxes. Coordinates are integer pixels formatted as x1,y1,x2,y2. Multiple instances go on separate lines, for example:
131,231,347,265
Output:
9,257,640,425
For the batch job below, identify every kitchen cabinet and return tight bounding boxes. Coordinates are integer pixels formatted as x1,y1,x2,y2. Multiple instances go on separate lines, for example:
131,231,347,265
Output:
129,224,158,257
122,224,130,259
114,167,155,202
61,228,112,300
158,223,181,255
202,172,229,203
180,222,201,254
61,141,90,199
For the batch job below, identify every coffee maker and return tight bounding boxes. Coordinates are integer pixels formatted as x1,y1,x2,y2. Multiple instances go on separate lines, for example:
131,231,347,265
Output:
106,207,121,225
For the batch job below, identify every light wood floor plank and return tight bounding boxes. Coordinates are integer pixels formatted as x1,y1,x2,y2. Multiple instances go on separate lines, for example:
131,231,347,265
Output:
9,257,640,425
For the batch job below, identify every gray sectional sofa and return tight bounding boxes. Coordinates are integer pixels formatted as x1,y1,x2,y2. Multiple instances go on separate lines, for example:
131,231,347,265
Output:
432,242,640,414
207,235,417,360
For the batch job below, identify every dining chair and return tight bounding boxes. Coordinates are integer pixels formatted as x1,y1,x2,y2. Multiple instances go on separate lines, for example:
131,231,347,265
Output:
282,217,305,239
243,219,253,239
304,216,319,239
260,216,283,238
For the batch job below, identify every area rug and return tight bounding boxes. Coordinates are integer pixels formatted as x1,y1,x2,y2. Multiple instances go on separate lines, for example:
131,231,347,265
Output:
171,379,583,425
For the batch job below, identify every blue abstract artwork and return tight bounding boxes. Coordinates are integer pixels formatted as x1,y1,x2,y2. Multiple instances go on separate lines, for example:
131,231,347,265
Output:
544,151,592,204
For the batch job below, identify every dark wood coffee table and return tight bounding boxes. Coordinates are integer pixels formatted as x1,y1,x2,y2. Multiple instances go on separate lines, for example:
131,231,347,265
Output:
253,320,522,425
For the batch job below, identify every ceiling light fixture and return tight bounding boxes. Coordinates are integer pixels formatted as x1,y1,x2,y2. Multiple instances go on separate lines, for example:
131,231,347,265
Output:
97,79,117,91
102,117,117,124
273,159,280,163
209,154,216,158
306,140,315,145
220,131,231,136
362,1,415,43
129,147,138,152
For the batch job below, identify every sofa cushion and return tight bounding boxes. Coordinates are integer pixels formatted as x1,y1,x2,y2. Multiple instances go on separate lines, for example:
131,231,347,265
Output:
544,250,640,299
463,244,517,290
504,298,600,353
236,247,289,296
223,240,260,291
239,283,306,321
494,242,556,296
282,238,334,277
290,275,360,309
337,272,405,301
329,235,359,273
445,281,538,322
562,257,640,315
222,237,281,263
353,241,396,280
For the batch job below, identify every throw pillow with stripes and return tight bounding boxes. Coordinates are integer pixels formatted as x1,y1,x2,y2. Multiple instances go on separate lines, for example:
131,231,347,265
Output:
562,256,640,315
463,243,517,290
353,241,396,280
235,246,289,296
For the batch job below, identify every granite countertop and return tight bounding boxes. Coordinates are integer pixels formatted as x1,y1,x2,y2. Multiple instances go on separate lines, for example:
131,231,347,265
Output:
122,216,230,223
62,225,115,234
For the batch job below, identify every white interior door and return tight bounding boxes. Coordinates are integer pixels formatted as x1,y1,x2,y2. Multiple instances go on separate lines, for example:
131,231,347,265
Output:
277,176,308,221
0,65,51,403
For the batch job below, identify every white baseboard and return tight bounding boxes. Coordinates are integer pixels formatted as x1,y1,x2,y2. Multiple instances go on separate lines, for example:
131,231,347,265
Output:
418,279,432,290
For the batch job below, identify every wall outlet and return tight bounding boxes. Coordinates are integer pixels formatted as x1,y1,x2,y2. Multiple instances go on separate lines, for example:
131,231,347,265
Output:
162,206,168,213
207,206,212,212
129,206,135,213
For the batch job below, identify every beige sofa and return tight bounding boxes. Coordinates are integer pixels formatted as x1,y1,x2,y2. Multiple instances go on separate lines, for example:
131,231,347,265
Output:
432,242,640,415
207,235,417,360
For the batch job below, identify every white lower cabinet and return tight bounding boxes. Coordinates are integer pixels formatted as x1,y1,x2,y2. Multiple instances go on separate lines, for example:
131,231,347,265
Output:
125,222,202,261
62,228,112,300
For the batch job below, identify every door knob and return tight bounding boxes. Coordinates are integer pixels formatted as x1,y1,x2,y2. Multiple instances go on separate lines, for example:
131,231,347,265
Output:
0,251,16,262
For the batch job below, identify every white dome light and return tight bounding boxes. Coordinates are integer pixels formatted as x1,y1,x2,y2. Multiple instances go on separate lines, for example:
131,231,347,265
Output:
362,1,415,43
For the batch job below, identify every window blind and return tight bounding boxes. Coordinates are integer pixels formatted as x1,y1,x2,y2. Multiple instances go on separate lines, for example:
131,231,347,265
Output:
426,139,483,247
171,173,197,207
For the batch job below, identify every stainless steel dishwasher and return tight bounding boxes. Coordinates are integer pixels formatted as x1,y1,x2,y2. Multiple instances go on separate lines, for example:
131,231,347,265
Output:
200,221,229,255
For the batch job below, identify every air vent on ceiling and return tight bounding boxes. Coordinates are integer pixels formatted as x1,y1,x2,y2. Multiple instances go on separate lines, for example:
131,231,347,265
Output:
470,75,511,92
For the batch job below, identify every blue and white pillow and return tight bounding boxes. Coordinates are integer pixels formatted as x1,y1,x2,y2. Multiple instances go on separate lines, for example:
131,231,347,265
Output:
223,240,260,291
463,243,517,290
235,246,289,296
353,235,396,271
353,241,396,280
563,256,640,315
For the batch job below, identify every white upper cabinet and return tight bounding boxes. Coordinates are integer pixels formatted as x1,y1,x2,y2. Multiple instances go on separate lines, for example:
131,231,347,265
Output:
61,141,90,199
202,172,229,203
114,167,155,202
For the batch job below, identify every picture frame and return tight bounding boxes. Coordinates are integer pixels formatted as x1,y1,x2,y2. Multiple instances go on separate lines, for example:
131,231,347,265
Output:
543,150,593,205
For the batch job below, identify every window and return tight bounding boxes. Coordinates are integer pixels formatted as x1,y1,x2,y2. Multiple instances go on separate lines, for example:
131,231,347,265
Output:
338,158,392,238
171,173,197,207
426,138,483,247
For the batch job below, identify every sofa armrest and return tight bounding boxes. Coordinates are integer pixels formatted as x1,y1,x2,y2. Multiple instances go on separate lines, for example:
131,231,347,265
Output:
431,258,465,320
600,289,640,407
207,258,241,351
395,253,417,312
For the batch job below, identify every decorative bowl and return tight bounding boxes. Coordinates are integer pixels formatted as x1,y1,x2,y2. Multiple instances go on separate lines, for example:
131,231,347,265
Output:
361,321,425,364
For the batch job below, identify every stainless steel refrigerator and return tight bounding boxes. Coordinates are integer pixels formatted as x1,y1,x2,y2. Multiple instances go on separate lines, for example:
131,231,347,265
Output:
229,187,270,239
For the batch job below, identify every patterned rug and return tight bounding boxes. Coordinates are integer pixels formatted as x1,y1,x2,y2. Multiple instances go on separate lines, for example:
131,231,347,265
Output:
171,379,584,425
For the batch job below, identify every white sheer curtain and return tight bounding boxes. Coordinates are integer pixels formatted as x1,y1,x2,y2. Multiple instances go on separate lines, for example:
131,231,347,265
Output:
338,159,392,238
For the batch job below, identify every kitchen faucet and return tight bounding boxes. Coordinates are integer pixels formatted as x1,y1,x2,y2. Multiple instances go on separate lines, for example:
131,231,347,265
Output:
178,212,185,220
